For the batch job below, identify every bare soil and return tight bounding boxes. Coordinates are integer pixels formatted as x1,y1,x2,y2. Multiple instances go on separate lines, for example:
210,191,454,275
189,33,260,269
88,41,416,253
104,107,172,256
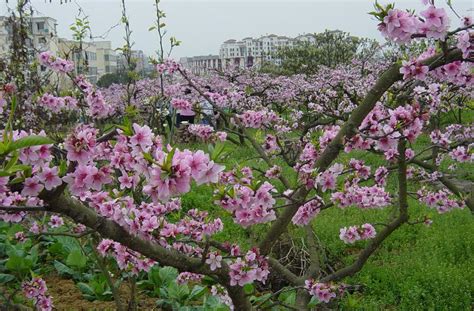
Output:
44,276,158,311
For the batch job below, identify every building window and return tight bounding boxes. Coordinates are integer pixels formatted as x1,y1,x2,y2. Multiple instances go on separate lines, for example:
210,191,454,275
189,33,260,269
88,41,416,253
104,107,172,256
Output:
104,54,110,61
36,22,45,31
38,37,47,44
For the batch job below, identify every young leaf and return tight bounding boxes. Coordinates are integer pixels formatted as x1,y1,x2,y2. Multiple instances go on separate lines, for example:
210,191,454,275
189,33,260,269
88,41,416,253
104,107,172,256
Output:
7,136,54,153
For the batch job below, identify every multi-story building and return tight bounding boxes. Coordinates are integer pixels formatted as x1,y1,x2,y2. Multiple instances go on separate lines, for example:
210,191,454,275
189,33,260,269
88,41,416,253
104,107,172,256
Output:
57,39,118,84
179,55,222,75
0,15,59,58
95,41,117,77
1,15,120,84
58,39,99,83
218,34,299,69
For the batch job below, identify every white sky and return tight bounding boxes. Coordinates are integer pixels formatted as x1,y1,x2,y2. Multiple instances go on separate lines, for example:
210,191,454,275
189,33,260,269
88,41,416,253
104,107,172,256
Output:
1,0,472,59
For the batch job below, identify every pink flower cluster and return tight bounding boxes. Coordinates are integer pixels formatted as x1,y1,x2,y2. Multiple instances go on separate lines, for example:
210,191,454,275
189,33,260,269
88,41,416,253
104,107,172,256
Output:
265,165,281,179
171,98,193,112
378,5,449,43
97,239,156,274
418,188,464,213
262,134,280,154
305,280,339,303
229,248,269,286
64,124,98,164
86,90,113,119
233,110,279,129
176,272,204,285
38,51,74,73
319,125,340,150
456,31,472,59
449,146,472,162
143,148,224,202
187,124,226,142
352,103,425,160
156,59,180,74
378,9,418,43
432,61,473,87
211,285,234,310
22,277,53,311
292,198,322,226
218,182,276,227
400,60,429,80
419,5,450,40
316,163,344,192
39,93,78,113
332,185,391,209
339,223,376,244
0,130,57,222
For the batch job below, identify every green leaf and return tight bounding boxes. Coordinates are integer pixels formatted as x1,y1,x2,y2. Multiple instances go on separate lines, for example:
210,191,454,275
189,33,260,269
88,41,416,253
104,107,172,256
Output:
167,282,189,301
243,283,254,295
7,136,54,154
53,260,77,276
77,282,95,296
66,249,87,268
279,289,296,305
308,296,319,307
0,273,15,283
6,255,33,274
189,285,207,300
143,152,154,164
59,160,68,176
0,143,7,154
4,151,19,170
158,266,178,286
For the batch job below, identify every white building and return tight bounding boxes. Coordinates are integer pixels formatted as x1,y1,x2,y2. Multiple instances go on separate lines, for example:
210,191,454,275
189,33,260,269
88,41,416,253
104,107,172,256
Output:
95,41,118,77
219,34,303,69
0,15,59,58
181,33,317,74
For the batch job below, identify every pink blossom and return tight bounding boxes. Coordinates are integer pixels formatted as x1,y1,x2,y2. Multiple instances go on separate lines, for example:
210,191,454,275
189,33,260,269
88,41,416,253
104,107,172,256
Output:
457,31,472,59
339,226,360,244
48,215,64,228
130,124,153,151
292,199,322,226
205,251,223,271
400,60,429,80
305,279,337,303
420,6,450,40
22,176,44,197
39,167,62,191
379,9,418,43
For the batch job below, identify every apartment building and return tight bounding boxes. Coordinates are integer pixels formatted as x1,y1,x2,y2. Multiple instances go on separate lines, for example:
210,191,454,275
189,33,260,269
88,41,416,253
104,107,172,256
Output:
0,15,59,58
57,39,119,84
95,41,118,77
219,34,299,69
180,33,317,74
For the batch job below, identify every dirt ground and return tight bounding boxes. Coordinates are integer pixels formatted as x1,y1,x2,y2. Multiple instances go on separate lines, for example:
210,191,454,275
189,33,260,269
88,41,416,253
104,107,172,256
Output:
44,276,158,311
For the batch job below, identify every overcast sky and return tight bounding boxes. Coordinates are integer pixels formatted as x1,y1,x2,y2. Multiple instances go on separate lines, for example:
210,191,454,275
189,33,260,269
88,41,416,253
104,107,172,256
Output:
1,0,472,59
